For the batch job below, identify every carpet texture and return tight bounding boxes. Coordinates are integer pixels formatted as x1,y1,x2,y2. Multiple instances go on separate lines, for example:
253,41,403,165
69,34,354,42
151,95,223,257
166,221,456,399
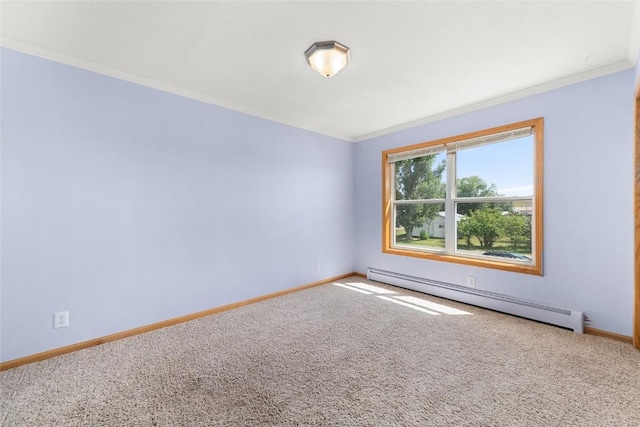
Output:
1,276,639,426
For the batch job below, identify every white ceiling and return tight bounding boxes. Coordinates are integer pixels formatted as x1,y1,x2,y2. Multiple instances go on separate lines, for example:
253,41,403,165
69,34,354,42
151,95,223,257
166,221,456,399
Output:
2,1,639,142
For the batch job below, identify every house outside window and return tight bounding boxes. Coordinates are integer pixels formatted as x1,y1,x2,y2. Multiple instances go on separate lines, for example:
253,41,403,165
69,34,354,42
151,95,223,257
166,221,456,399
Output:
382,118,543,275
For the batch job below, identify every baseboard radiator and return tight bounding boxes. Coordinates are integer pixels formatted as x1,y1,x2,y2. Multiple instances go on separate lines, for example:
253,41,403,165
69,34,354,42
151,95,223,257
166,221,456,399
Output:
367,268,584,333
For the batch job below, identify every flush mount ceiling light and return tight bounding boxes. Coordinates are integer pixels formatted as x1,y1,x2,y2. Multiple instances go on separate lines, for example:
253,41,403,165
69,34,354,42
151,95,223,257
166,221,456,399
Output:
304,41,350,78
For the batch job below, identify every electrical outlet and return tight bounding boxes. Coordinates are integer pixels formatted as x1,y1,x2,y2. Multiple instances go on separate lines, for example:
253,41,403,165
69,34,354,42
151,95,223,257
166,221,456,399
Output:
54,311,69,329
466,276,476,288
315,263,321,272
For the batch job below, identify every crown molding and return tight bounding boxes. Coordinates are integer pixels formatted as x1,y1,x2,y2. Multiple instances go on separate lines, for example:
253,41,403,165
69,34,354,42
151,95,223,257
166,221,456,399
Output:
0,38,354,142
2,38,633,145
352,60,634,143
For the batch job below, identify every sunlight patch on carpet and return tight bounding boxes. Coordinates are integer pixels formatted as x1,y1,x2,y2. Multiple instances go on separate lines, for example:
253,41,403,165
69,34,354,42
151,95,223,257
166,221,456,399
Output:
376,295,441,315
332,282,372,294
343,282,397,294
394,296,473,315
333,280,473,316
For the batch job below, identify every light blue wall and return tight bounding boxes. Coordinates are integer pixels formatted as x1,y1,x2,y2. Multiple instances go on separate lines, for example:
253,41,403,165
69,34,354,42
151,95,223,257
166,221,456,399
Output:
354,70,635,336
636,47,640,90
0,49,355,362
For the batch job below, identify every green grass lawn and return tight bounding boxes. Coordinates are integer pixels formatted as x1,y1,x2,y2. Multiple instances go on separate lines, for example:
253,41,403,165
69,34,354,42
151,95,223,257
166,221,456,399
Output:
394,228,531,255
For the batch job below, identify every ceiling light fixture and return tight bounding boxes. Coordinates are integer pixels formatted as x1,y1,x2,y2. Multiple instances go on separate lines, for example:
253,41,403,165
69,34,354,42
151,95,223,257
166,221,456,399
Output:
304,41,350,78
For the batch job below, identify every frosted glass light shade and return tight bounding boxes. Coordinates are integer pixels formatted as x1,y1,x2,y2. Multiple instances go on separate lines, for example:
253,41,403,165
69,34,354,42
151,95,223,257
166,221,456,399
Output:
305,41,350,78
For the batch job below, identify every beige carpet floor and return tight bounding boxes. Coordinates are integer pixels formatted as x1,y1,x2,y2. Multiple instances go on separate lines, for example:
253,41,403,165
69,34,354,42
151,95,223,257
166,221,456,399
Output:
1,276,639,426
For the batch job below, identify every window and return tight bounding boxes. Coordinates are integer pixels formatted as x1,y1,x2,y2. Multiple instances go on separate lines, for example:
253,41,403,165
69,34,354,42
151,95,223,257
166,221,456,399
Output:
382,118,543,275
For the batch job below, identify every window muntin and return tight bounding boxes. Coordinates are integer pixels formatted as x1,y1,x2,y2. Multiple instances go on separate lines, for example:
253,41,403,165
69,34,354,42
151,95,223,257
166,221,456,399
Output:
382,118,543,275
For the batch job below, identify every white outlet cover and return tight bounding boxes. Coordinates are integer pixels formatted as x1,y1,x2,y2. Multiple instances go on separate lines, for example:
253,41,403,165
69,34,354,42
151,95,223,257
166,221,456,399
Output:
467,276,476,288
54,311,69,328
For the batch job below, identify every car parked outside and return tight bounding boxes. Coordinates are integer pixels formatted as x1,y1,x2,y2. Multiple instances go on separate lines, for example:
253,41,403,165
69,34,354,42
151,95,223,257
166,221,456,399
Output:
482,250,532,261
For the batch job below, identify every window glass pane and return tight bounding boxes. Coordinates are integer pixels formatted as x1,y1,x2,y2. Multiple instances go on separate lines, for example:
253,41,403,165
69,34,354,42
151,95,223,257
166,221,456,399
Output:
395,152,446,201
456,135,533,198
393,203,446,251
455,200,533,262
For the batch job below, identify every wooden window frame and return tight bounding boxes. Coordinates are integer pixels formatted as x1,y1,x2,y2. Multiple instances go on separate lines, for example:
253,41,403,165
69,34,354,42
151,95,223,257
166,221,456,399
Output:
382,118,544,275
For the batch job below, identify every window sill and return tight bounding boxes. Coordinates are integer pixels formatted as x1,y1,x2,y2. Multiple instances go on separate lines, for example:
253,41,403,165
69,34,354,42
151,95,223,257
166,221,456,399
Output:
383,246,542,275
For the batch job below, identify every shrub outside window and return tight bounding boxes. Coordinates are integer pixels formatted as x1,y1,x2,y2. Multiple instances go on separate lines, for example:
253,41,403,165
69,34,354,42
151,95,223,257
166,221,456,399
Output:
382,118,543,275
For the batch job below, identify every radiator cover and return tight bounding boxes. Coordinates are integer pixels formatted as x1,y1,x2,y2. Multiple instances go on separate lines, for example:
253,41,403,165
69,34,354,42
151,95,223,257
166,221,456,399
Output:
367,268,584,333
